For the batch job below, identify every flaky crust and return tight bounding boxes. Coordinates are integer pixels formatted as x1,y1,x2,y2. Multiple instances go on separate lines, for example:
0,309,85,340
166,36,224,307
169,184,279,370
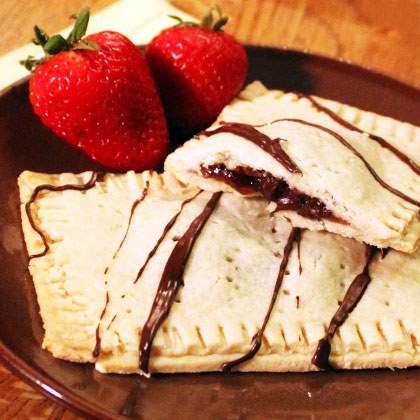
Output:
18,170,199,362
165,82,420,252
19,171,420,375
218,81,420,166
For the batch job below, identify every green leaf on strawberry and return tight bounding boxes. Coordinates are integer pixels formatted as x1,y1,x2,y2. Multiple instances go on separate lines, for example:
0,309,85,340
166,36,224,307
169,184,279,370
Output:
33,26,49,47
67,7,90,44
201,4,228,31
43,35,69,55
168,4,228,31
20,7,99,73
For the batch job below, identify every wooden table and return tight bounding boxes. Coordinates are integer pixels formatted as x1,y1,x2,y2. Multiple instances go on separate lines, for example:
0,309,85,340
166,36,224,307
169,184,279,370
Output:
0,0,419,418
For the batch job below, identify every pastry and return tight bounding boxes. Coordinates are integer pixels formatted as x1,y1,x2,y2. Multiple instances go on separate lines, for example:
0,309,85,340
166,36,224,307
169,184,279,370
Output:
18,170,198,362
19,170,420,376
218,82,419,167
165,82,420,252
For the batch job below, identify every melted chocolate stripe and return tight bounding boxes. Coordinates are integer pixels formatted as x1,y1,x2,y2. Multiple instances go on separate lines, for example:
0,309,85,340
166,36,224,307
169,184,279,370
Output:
25,171,103,259
221,227,301,372
104,183,150,275
102,191,203,334
92,291,109,358
277,119,420,207
139,192,223,374
297,94,420,176
202,123,301,174
296,229,303,274
311,246,378,370
134,191,202,284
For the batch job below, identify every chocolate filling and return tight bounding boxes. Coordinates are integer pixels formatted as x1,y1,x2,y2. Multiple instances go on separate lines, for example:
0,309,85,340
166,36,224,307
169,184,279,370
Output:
202,122,301,174
201,164,342,222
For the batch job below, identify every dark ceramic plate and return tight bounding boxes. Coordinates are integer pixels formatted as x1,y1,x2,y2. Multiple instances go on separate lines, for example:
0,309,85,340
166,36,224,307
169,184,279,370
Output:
0,46,419,419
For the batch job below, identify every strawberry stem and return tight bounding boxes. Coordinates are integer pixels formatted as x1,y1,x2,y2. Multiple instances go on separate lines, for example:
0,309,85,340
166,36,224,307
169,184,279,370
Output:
201,4,228,30
19,7,99,73
67,7,90,44
43,34,69,55
169,4,228,31
168,15,198,28
33,26,49,47
213,15,228,31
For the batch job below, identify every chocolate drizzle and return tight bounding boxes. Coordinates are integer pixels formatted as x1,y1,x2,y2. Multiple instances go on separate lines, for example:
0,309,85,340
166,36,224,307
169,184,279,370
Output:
139,192,222,375
133,191,202,284
296,229,303,274
276,119,420,207
202,122,301,174
104,183,150,275
100,191,203,334
311,245,379,370
222,227,301,372
92,291,109,358
25,171,104,259
296,93,420,176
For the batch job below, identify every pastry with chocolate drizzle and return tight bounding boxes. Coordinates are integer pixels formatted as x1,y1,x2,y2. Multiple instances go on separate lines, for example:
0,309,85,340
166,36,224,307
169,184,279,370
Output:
18,169,420,376
166,83,420,253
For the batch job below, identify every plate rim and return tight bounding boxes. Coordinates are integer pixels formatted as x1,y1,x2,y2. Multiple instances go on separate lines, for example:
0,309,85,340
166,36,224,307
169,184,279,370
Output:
0,44,419,419
0,343,120,420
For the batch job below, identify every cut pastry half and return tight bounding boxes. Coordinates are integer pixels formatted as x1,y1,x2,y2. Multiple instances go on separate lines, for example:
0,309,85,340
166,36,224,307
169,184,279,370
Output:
19,171,420,376
165,83,420,252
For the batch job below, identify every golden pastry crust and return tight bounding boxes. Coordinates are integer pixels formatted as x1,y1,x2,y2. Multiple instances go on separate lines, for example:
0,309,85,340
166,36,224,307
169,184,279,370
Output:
18,170,198,362
19,171,420,375
165,83,420,252
219,81,420,166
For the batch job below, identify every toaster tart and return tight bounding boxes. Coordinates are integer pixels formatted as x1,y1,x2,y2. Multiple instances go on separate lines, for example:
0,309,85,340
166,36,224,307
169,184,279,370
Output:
165,84,420,252
19,171,420,375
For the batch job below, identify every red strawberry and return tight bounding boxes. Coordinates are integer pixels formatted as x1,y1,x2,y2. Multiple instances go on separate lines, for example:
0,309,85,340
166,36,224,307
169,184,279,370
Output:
21,8,168,172
145,6,247,134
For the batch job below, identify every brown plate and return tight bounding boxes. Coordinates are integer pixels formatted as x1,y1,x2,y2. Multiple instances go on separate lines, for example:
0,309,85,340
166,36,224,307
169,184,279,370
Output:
0,46,419,419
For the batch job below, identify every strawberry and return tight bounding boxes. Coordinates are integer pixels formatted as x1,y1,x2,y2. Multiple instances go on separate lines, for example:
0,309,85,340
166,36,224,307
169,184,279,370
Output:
21,8,168,172
145,6,247,134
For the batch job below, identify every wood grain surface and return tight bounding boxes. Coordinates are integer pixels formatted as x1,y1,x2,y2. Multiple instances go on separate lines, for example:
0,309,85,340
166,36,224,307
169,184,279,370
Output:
0,0,419,418
0,0,115,56
172,0,420,88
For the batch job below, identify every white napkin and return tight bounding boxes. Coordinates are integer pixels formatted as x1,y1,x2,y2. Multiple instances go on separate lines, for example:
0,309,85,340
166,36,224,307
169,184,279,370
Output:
0,0,194,91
